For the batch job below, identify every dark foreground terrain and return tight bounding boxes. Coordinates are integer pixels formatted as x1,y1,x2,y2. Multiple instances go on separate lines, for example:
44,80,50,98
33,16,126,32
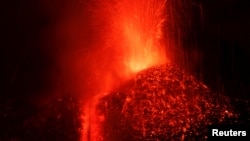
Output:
1,64,249,141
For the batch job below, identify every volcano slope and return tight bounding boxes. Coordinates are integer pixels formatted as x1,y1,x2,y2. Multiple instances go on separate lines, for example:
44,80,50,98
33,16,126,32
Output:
93,63,236,141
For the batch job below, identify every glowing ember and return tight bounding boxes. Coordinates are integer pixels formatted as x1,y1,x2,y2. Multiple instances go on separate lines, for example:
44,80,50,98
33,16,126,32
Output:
83,64,236,140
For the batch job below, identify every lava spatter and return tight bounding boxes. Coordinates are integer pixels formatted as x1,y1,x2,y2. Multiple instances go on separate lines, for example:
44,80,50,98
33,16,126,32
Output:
89,63,235,141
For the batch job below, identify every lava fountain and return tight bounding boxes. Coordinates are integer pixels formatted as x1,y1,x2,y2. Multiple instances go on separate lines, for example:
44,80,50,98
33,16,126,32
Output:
82,0,169,140
89,0,169,74
81,0,235,141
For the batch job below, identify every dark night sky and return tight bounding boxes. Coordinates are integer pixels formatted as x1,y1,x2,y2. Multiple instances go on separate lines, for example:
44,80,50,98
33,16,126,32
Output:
200,0,250,99
1,0,250,102
1,0,56,101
